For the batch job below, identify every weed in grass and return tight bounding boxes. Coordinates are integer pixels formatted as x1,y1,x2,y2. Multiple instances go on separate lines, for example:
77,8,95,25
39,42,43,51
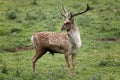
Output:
0,28,9,36
16,17,25,23
99,60,107,67
31,0,37,5
25,11,38,21
1,65,8,74
10,27,22,34
30,73,43,80
87,74,102,80
6,10,17,20
99,54,120,67
15,67,21,77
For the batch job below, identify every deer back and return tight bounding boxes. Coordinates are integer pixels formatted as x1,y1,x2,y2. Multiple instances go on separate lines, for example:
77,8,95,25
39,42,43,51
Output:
32,32,69,53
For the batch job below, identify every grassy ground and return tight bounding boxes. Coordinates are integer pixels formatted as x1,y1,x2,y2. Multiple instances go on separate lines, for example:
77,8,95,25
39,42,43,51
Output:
0,0,120,80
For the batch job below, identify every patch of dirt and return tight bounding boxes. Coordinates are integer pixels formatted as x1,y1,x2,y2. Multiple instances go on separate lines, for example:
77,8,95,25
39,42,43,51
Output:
2,45,34,53
96,38,118,41
15,45,34,51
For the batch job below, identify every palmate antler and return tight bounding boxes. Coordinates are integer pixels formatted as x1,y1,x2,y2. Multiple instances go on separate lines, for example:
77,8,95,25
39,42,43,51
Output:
70,4,90,19
61,4,90,19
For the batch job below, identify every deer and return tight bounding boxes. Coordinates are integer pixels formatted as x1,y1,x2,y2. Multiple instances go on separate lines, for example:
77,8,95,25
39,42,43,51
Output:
31,4,90,76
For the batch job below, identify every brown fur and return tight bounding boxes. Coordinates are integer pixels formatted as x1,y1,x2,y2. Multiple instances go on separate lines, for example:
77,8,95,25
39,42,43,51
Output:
32,32,69,54
31,4,89,76
31,32,72,76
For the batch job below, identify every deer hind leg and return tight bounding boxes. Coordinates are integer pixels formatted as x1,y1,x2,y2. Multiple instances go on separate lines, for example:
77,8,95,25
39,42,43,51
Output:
32,49,46,72
72,54,76,77
64,52,70,76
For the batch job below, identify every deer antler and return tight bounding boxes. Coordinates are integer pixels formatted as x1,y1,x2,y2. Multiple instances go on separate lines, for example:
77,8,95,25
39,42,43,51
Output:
70,4,90,19
61,5,69,18
62,4,67,13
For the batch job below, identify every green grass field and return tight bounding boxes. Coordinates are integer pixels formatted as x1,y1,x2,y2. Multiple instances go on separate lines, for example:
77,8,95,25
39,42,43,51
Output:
0,0,120,80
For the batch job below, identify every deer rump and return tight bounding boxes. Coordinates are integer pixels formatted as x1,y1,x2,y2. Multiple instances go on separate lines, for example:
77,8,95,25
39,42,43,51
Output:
32,32,69,55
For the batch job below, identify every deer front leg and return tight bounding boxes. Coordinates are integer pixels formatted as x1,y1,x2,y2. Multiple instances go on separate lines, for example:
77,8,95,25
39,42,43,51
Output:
72,54,76,77
64,52,70,76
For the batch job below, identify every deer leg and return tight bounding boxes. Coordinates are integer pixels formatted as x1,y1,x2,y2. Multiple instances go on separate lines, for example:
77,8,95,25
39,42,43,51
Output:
64,52,70,76
72,54,76,77
32,50,46,72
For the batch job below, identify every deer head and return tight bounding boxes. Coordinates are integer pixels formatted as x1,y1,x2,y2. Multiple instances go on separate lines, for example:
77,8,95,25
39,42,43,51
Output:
61,4,90,31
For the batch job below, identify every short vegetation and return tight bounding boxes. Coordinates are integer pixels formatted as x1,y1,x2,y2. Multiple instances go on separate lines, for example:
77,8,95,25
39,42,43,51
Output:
0,0,120,80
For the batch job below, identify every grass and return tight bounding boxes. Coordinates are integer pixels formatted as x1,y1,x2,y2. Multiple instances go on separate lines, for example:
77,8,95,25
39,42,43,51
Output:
0,0,120,80
0,45,120,80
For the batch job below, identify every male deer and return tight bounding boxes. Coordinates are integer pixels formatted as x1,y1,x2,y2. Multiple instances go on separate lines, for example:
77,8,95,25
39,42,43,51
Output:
31,4,90,76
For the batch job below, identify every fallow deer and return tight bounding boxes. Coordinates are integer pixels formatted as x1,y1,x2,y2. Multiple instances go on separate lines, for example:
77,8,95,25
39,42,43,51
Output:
31,4,90,76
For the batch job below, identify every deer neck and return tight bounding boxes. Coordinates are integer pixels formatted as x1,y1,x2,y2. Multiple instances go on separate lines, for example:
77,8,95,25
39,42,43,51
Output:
67,23,82,48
